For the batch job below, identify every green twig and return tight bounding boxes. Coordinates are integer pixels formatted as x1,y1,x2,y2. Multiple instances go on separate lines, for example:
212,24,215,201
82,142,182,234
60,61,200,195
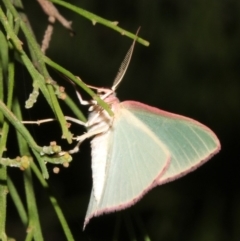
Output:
0,7,23,52
14,97,73,239
65,95,87,123
14,0,72,143
0,156,30,169
24,168,44,241
0,57,16,240
0,99,42,153
31,150,49,180
0,6,52,107
12,98,44,240
0,36,7,241
44,56,114,116
12,98,49,179
25,230,34,241
0,166,7,241
13,97,71,239
50,0,150,46
7,177,28,226
0,30,9,78
31,161,75,241
1,2,73,143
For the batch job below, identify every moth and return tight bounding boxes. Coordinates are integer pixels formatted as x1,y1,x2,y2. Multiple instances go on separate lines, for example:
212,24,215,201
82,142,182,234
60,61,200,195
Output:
71,36,220,229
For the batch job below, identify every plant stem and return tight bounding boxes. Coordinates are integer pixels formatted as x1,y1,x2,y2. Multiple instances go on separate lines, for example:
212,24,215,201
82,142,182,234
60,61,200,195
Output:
44,56,114,116
1,2,73,143
0,167,7,241
50,0,150,46
0,99,42,153
24,168,44,241
0,57,15,241
31,161,75,241
12,97,44,240
7,177,28,226
65,95,87,123
12,98,49,179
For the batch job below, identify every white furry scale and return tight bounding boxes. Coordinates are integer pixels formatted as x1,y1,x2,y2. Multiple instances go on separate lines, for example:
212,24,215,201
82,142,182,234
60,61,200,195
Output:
87,106,114,202
90,126,111,202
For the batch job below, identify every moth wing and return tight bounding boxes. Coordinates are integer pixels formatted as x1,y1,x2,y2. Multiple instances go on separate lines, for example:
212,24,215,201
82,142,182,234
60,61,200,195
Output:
122,101,220,185
84,105,171,227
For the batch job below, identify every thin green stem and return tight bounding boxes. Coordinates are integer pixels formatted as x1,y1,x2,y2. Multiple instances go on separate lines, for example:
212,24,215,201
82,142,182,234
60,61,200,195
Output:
16,0,72,143
0,166,7,241
0,37,5,121
13,97,69,240
0,57,15,240
0,6,52,106
0,99,42,153
7,177,28,226
1,7,71,174
47,84,73,142
44,56,114,116
12,96,44,239
0,30,9,79
31,150,49,180
2,0,47,77
0,57,16,240
13,96,73,237
0,7,23,52
24,168,44,241
6,60,15,120
50,0,150,46
12,98,49,179
0,30,7,241
31,161,75,241
1,2,72,143
65,95,87,123
25,230,34,241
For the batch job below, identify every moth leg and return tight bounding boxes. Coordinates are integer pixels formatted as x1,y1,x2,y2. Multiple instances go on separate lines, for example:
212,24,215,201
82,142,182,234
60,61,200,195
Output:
65,111,104,128
75,90,93,106
64,116,87,127
22,118,56,125
69,125,107,154
22,116,87,127
68,76,97,106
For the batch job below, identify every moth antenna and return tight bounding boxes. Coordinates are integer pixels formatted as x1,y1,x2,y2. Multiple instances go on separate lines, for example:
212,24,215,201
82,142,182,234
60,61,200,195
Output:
112,27,141,91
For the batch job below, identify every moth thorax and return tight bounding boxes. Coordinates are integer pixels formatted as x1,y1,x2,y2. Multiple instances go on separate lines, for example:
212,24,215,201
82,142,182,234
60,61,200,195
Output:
104,94,119,105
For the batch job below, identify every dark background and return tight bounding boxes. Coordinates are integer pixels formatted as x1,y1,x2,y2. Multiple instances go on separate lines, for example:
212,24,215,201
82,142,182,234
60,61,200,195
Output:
6,0,240,240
